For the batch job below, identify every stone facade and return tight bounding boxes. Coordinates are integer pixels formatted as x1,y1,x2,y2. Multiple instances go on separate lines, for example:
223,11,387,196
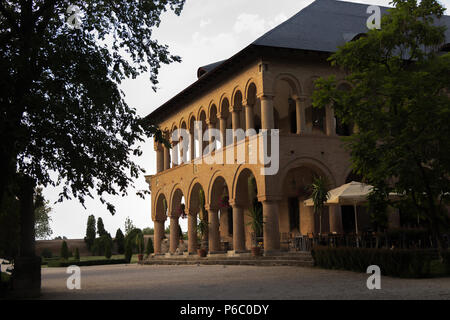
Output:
145,46,383,255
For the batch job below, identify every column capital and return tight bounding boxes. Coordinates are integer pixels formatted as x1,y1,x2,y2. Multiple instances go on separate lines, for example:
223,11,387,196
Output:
258,195,282,203
206,119,216,127
230,104,242,113
293,94,309,102
204,204,219,211
257,93,274,100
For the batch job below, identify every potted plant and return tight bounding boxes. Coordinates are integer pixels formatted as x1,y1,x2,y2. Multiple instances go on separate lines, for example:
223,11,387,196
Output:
310,176,330,238
197,189,208,257
247,177,263,256
247,200,263,256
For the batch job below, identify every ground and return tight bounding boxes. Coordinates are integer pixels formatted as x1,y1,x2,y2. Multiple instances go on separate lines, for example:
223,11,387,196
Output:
39,264,450,300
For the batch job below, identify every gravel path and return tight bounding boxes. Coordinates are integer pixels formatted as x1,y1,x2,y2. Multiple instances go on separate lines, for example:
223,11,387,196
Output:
40,264,450,300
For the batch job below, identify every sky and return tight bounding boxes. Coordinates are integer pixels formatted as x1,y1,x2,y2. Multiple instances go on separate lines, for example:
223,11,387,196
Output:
43,0,450,239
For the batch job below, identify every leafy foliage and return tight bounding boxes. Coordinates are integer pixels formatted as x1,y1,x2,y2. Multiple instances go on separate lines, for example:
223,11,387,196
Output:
60,240,69,260
84,215,96,251
310,176,330,235
0,0,184,216
97,217,107,237
114,228,125,254
124,216,135,236
313,0,450,246
145,237,154,256
34,187,53,240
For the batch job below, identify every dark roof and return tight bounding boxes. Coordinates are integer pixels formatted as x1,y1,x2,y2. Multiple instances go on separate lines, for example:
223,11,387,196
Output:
148,0,450,123
197,60,227,78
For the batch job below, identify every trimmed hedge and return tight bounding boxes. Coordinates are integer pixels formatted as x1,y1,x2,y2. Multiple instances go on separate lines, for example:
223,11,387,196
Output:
47,258,127,268
311,246,444,278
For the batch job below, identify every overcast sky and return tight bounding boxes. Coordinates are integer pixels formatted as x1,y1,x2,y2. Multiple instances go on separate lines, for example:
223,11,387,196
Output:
43,0,450,239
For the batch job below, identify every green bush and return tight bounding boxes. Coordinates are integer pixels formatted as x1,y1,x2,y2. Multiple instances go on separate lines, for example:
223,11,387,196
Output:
40,248,53,259
60,240,69,260
312,246,438,278
74,248,80,261
124,239,133,263
47,259,127,268
105,241,112,259
145,237,154,256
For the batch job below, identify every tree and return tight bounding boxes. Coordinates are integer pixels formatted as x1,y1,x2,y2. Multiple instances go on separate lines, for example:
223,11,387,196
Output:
124,217,135,236
309,176,330,236
84,215,96,251
313,0,450,251
34,188,53,240
142,227,154,235
0,0,182,295
104,240,112,259
124,239,133,263
74,248,80,261
60,240,69,260
114,228,125,254
97,217,106,237
145,237,154,256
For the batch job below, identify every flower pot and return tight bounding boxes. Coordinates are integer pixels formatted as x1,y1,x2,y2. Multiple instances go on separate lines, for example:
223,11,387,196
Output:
197,249,207,257
138,254,144,261
251,247,261,257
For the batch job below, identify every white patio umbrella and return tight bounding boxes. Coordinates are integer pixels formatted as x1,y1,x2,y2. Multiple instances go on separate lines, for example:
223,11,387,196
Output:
305,181,401,246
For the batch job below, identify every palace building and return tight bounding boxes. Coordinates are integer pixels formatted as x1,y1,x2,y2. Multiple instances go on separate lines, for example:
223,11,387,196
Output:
145,0,450,255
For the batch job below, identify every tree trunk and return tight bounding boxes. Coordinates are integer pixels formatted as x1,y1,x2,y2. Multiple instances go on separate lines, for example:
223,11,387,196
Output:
12,175,41,298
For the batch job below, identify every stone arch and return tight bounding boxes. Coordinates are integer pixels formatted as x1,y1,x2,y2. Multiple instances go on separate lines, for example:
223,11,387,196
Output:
154,191,168,221
231,167,259,205
273,73,302,133
278,157,336,192
188,113,196,131
245,79,258,103
207,172,230,207
231,86,244,107
186,179,206,212
170,186,186,218
272,73,302,97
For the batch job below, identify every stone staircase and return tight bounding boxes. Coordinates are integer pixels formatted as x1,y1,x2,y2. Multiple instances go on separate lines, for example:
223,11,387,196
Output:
142,251,314,268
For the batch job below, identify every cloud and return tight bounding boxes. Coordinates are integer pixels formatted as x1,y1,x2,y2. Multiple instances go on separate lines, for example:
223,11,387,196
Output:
200,18,212,28
233,13,266,36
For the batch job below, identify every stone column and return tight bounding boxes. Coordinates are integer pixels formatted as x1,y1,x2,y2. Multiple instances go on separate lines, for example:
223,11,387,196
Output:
231,204,245,252
329,205,343,234
231,106,241,144
219,116,227,148
171,142,179,167
208,208,220,252
325,105,336,136
262,200,280,252
155,142,164,173
207,121,216,153
153,220,165,254
169,215,179,254
260,95,274,130
306,206,316,234
295,96,307,134
245,102,255,133
189,129,195,161
163,144,170,170
188,211,198,254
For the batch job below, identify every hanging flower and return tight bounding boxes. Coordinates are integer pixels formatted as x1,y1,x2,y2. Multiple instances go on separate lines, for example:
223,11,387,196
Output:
219,195,230,209
178,203,187,219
